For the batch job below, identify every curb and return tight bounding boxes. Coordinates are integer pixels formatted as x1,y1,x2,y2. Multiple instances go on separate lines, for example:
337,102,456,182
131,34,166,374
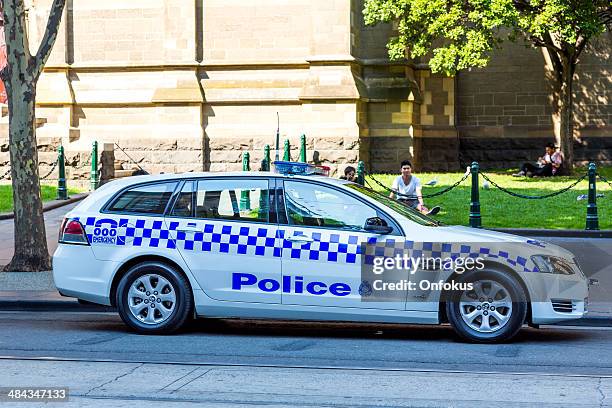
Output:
491,228,612,238
0,300,115,312
0,193,89,221
0,299,610,327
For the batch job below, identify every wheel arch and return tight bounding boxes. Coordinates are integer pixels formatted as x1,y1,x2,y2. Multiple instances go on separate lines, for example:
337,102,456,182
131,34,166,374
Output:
438,260,533,324
109,254,193,308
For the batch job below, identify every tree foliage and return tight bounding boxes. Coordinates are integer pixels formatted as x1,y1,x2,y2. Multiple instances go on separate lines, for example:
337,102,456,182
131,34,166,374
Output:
364,0,611,169
364,0,611,77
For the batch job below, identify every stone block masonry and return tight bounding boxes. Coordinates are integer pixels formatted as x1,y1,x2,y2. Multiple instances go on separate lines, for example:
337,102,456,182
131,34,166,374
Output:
0,0,609,178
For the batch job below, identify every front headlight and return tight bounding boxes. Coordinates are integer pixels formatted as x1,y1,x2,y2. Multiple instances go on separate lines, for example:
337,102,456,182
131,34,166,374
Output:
531,255,575,275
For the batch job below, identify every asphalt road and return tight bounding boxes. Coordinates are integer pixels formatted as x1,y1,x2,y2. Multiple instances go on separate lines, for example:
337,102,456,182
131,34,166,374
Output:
2,311,610,374
2,311,612,406
1,204,611,405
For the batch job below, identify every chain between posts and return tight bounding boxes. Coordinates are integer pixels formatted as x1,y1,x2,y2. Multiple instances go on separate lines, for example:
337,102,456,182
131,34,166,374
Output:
479,171,587,199
39,158,59,180
0,167,11,180
364,164,595,230
2,159,61,182
599,173,612,190
365,170,470,199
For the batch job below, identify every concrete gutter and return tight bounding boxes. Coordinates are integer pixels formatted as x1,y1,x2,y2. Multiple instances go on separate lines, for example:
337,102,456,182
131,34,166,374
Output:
0,193,88,221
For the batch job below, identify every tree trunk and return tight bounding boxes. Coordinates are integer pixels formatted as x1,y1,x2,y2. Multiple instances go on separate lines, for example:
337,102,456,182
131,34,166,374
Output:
3,81,51,271
554,62,575,172
2,0,51,272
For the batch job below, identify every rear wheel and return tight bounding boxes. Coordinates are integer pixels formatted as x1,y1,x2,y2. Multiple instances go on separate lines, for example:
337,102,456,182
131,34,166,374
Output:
446,270,527,343
116,262,193,334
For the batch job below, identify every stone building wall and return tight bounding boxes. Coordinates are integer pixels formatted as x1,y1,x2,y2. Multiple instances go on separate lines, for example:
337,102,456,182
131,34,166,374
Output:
0,0,368,179
0,0,610,178
457,34,612,169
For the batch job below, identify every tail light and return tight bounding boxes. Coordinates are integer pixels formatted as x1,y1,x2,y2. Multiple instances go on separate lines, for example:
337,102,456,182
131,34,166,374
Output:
59,218,89,245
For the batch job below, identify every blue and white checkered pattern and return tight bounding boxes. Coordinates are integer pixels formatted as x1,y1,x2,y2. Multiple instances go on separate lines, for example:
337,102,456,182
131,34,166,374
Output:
279,230,361,264
170,222,280,257
77,216,537,271
363,239,535,272
80,217,280,257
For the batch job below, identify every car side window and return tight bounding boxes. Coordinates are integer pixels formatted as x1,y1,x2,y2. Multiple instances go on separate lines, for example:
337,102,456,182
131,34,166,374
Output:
107,181,177,215
195,179,269,223
283,181,377,231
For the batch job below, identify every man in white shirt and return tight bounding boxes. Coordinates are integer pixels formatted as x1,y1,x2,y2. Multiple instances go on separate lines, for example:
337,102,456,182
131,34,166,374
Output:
389,160,439,215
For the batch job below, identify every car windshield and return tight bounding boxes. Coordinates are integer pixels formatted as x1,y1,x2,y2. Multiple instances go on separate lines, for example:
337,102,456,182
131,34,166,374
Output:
345,183,440,227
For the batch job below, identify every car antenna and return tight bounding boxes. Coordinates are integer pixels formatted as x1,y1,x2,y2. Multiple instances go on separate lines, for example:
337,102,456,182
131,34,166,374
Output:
114,142,149,175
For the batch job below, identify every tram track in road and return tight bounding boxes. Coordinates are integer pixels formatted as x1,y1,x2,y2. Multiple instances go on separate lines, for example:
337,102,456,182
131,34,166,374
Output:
3,353,612,380
3,356,610,408
4,311,612,406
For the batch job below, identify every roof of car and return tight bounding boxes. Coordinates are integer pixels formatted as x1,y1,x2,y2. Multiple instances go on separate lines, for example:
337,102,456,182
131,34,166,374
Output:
103,171,352,189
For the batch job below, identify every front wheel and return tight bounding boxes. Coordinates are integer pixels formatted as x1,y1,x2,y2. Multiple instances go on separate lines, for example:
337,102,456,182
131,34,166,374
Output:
446,270,527,343
116,262,193,334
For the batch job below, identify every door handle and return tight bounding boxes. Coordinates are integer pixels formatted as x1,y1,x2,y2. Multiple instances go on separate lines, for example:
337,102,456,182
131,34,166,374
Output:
177,226,202,233
286,235,314,243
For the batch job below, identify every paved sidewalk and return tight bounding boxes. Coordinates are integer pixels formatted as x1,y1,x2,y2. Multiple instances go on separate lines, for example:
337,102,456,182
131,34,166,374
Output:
3,359,612,407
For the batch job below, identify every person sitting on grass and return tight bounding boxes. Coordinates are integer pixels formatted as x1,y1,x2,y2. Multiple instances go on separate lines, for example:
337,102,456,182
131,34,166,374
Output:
513,142,564,177
389,160,440,216
340,166,356,182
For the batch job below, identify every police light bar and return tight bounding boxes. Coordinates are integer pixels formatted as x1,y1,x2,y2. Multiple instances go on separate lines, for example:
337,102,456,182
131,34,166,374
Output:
273,161,330,177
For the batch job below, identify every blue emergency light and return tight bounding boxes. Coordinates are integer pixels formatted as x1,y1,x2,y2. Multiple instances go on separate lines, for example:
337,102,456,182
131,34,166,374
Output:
273,161,330,177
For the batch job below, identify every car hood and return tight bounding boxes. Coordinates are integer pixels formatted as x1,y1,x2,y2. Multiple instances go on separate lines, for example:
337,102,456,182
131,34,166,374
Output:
432,225,575,259
436,226,527,243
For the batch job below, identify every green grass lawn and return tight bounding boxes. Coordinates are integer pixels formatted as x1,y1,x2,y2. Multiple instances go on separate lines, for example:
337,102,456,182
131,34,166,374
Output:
0,184,83,213
368,166,612,230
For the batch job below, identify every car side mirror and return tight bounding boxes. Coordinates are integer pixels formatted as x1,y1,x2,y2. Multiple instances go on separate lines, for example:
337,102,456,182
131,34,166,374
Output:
364,217,393,235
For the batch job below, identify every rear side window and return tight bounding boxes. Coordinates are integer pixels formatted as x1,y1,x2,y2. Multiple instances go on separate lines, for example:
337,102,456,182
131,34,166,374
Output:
194,179,269,223
107,182,177,215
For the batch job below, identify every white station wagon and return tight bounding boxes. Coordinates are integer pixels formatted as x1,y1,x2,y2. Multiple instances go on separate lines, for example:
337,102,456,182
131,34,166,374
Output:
53,162,589,342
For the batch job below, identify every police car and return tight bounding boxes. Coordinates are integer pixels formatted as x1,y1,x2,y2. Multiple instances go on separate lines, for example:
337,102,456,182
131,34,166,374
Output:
53,161,589,342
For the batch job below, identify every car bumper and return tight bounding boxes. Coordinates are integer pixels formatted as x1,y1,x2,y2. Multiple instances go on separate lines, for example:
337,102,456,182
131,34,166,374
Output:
524,272,589,324
53,243,119,306
530,300,587,324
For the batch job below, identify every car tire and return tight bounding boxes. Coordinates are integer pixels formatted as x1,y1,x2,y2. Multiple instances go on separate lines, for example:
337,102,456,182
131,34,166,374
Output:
446,270,527,343
116,261,193,334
